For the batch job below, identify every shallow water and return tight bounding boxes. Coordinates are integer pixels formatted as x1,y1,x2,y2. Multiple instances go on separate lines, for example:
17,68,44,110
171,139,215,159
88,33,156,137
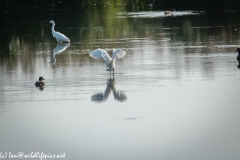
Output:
1,10,240,160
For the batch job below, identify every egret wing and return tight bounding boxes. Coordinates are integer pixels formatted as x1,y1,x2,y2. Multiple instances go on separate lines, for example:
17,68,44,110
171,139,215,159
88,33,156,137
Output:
54,31,70,42
112,49,126,60
89,49,110,64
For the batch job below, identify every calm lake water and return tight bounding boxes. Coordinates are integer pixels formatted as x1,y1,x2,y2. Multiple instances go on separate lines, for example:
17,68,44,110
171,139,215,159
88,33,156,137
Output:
1,8,240,160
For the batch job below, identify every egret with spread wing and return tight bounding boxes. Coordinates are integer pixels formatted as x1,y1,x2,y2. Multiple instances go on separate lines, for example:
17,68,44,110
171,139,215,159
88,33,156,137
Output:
89,48,126,75
49,20,70,43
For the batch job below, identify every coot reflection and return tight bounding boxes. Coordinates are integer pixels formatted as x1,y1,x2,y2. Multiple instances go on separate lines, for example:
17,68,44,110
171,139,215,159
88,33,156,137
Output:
51,43,70,64
91,78,127,102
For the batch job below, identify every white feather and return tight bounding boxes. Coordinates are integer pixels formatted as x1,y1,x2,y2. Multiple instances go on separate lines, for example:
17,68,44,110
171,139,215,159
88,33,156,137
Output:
112,48,126,60
89,49,110,65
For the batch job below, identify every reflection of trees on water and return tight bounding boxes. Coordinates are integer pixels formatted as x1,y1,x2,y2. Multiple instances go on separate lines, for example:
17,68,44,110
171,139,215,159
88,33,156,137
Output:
1,7,240,81
91,78,127,102
2,5,240,56
9,36,20,55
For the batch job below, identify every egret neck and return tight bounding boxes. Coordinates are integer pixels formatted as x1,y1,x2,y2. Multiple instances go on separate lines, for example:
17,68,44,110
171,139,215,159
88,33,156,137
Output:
51,23,55,36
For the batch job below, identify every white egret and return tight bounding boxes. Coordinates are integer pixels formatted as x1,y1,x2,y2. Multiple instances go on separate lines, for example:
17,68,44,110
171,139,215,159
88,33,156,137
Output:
49,20,70,43
89,48,126,74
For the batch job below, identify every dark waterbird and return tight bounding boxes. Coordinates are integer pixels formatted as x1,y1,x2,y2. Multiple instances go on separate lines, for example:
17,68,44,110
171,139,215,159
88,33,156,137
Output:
35,76,45,89
236,48,240,62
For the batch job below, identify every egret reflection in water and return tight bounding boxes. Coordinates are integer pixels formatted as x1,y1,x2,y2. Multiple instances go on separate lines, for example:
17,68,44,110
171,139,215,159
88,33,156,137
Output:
51,43,70,64
91,78,127,102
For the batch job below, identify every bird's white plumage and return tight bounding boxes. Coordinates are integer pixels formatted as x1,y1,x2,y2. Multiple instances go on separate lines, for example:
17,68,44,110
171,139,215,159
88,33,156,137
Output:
89,48,126,73
49,20,70,43
89,49,110,65
112,48,126,59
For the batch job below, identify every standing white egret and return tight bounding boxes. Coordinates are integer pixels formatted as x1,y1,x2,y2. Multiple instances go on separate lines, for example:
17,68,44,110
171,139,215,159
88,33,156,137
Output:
89,48,126,75
49,20,70,43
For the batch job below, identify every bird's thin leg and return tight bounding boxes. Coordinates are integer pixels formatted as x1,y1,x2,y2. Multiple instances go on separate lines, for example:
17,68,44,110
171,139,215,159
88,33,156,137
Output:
113,69,115,78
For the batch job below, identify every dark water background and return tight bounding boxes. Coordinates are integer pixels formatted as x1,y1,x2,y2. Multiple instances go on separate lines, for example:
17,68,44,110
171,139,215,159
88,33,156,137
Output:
1,2,240,160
